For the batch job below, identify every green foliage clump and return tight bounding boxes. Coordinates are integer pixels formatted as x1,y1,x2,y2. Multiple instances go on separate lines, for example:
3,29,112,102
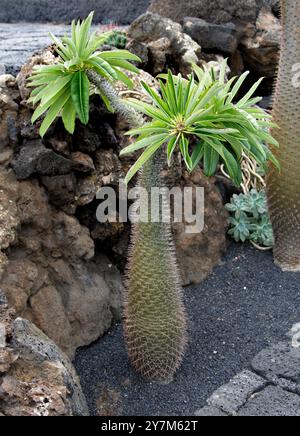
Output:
27,12,140,137
226,190,274,248
107,30,127,49
121,61,279,185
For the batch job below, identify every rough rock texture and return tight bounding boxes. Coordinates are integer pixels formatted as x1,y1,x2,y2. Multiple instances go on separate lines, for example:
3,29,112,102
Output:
148,0,262,25
126,8,280,90
0,75,19,150
0,73,123,359
252,341,300,383
0,168,123,359
12,140,72,179
146,1,281,83
237,386,300,416
127,13,201,74
196,324,300,416
240,7,281,77
0,0,150,24
205,370,267,415
172,169,228,286
183,18,238,54
0,292,89,416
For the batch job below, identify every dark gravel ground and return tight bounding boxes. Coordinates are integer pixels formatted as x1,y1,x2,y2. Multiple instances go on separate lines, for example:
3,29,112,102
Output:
74,242,300,416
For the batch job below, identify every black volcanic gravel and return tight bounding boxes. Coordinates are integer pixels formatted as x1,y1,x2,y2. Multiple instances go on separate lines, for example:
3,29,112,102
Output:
75,243,300,416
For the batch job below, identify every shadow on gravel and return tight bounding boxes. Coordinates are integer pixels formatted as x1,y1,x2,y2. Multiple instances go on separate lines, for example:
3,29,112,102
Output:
75,242,300,416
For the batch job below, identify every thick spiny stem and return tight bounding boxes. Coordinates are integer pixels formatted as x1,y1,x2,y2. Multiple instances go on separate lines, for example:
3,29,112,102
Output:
266,0,300,271
124,149,187,383
87,70,144,128
89,70,187,382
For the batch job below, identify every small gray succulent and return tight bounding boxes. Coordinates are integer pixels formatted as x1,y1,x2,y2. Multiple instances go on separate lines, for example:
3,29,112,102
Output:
226,189,274,247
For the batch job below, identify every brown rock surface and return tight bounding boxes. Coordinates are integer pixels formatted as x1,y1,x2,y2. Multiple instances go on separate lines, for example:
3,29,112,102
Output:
148,0,261,25
174,169,229,286
240,7,280,77
0,292,88,416
0,75,19,151
0,169,123,358
127,13,201,74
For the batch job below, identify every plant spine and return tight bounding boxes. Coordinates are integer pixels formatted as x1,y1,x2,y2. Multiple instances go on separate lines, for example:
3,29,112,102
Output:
267,0,300,271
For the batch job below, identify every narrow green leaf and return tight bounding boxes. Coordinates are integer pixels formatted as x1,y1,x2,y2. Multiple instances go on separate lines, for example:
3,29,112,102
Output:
71,19,77,45
227,71,249,103
114,69,134,89
196,127,240,136
237,77,264,108
185,105,215,126
27,74,61,87
120,134,167,156
191,141,204,171
167,134,180,164
31,64,65,74
99,50,141,62
180,136,192,170
222,134,243,159
166,70,178,112
126,122,168,137
71,71,90,125
267,150,281,171
84,31,113,57
203,145,219,176
31,85,69,123
126,99,170,124
62,97,76,134
105,59,140,74
88,57,119,80
40,74,72,106
62,36,77,57
222,147,242,186
141,81,172,116
98,90,115,113
39,90,70,137
50,32,70,61
78,12,94,56
258,130,280,147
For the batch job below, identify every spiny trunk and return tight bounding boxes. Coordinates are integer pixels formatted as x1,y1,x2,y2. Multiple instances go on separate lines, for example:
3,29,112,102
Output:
267,0,300,271
88,71,187,381
124,150,187,383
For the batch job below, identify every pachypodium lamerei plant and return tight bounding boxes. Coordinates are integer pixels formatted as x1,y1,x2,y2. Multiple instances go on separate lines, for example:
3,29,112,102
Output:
121,63,279,184
27,12,141,137
266,0,300,271
121,62,279,381
124,147,187,382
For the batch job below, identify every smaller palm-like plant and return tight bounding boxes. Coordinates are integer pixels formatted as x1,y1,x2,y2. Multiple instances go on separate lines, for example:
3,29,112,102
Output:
27,11,140,137
121,62,279,184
